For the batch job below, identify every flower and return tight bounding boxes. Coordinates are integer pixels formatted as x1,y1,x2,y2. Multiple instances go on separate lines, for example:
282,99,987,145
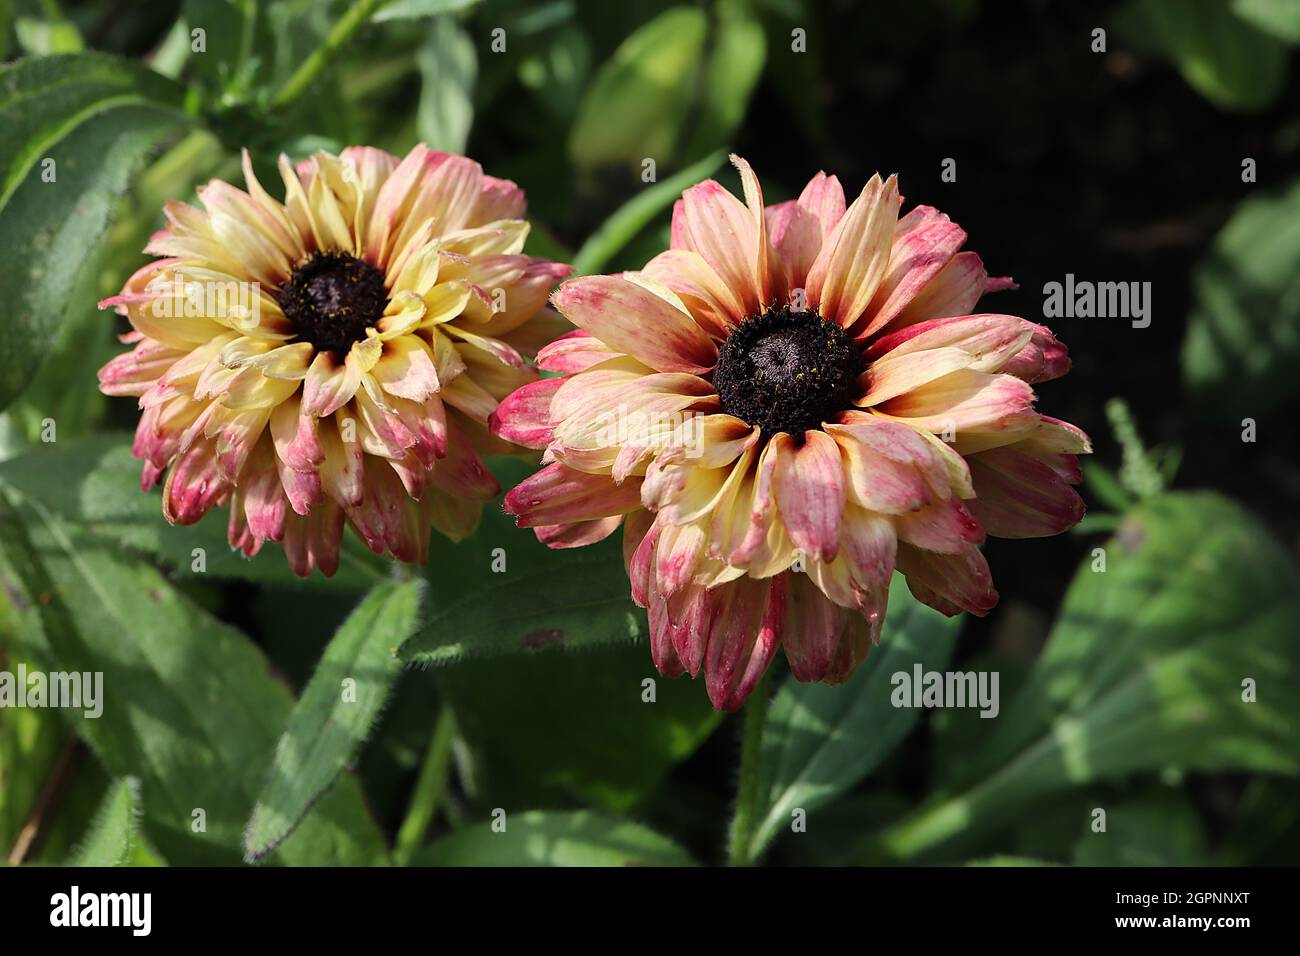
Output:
491,155,1090,710
99,144,571,575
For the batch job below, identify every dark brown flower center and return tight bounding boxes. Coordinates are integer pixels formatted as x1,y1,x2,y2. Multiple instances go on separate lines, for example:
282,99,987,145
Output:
278,252,387,356
712,305,865,438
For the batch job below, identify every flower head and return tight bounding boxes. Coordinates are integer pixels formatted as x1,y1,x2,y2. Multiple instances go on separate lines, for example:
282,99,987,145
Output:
492,155,1089,710
99,144,570,575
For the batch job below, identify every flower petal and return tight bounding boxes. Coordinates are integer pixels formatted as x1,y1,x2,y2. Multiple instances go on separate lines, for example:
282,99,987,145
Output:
489,376,562,449
805,174,900,329
641,249,745,337
891,251,988,328
674,177,762,316
967,445,1085,538
771,430,844,562
861,205,967,337
896,542,998,617
504,462,643,528
551,275,717,373
705,575,785,711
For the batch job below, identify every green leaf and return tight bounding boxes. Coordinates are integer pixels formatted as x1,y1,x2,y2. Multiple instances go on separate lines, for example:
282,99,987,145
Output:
0,53,192,411
1231,0,1300,44
0,435,386,587
518,24,591,124
1070,789,1210,867
1182,179,1300,417
405,451,718,810
0,492,388,865
400,461,644,664
872,492,1300,862
679,0,766,160
0,636,66,853
1081,461,1135,513
373,0,483,21
744,577,962,863
1115,0,1288,111
437,644,721,813
568,7,708,169
245,578,423,861
406,457,719,811
570,149,727,277
966,856,1059,867
67,777,142,867
15,16,85,55
416,16,476,153
412,810,696,866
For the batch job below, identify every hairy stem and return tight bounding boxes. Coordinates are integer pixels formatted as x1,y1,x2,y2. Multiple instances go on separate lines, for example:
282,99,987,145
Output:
393,704,457,866
726,672,772,866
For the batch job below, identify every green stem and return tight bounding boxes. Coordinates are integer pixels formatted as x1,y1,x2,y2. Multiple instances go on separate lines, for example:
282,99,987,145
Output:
268,0,391,112
726,672,772,867
393,704,457,866
233,0,259,93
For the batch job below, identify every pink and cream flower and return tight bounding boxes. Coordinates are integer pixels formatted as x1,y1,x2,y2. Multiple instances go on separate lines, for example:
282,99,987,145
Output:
492,155,1090,710
99,144,570,575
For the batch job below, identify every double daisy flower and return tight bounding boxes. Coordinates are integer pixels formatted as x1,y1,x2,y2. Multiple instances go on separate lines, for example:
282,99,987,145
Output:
99,148,1088,709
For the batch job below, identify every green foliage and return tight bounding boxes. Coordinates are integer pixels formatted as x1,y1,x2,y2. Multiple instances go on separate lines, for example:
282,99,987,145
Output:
415,16,476,152
1231,0,1300,43
1182,178,1300,417
743,579,961,863
412,810,696,866
570,149,726,276
0,436,386,587
569,7,707,170
569,2,765,171
0,53,193,411
1070,789,1210,867
1115,0,1290,111
437,644,722,814
402,461,644,665
872,492,1300,861
0,492,388,865
0,0,1296,872
245,579,423,861
67,776,141,867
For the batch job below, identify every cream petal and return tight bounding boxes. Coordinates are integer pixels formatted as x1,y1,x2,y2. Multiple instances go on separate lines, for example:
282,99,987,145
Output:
675,177,762,316
805,174,900,330
551,274,717,374
874,369,1039,455
892,251,988,327
860,205,968,337
641,249,745,337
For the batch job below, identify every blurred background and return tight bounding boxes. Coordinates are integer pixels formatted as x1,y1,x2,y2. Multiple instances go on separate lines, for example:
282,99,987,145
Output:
1,0,1298,867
